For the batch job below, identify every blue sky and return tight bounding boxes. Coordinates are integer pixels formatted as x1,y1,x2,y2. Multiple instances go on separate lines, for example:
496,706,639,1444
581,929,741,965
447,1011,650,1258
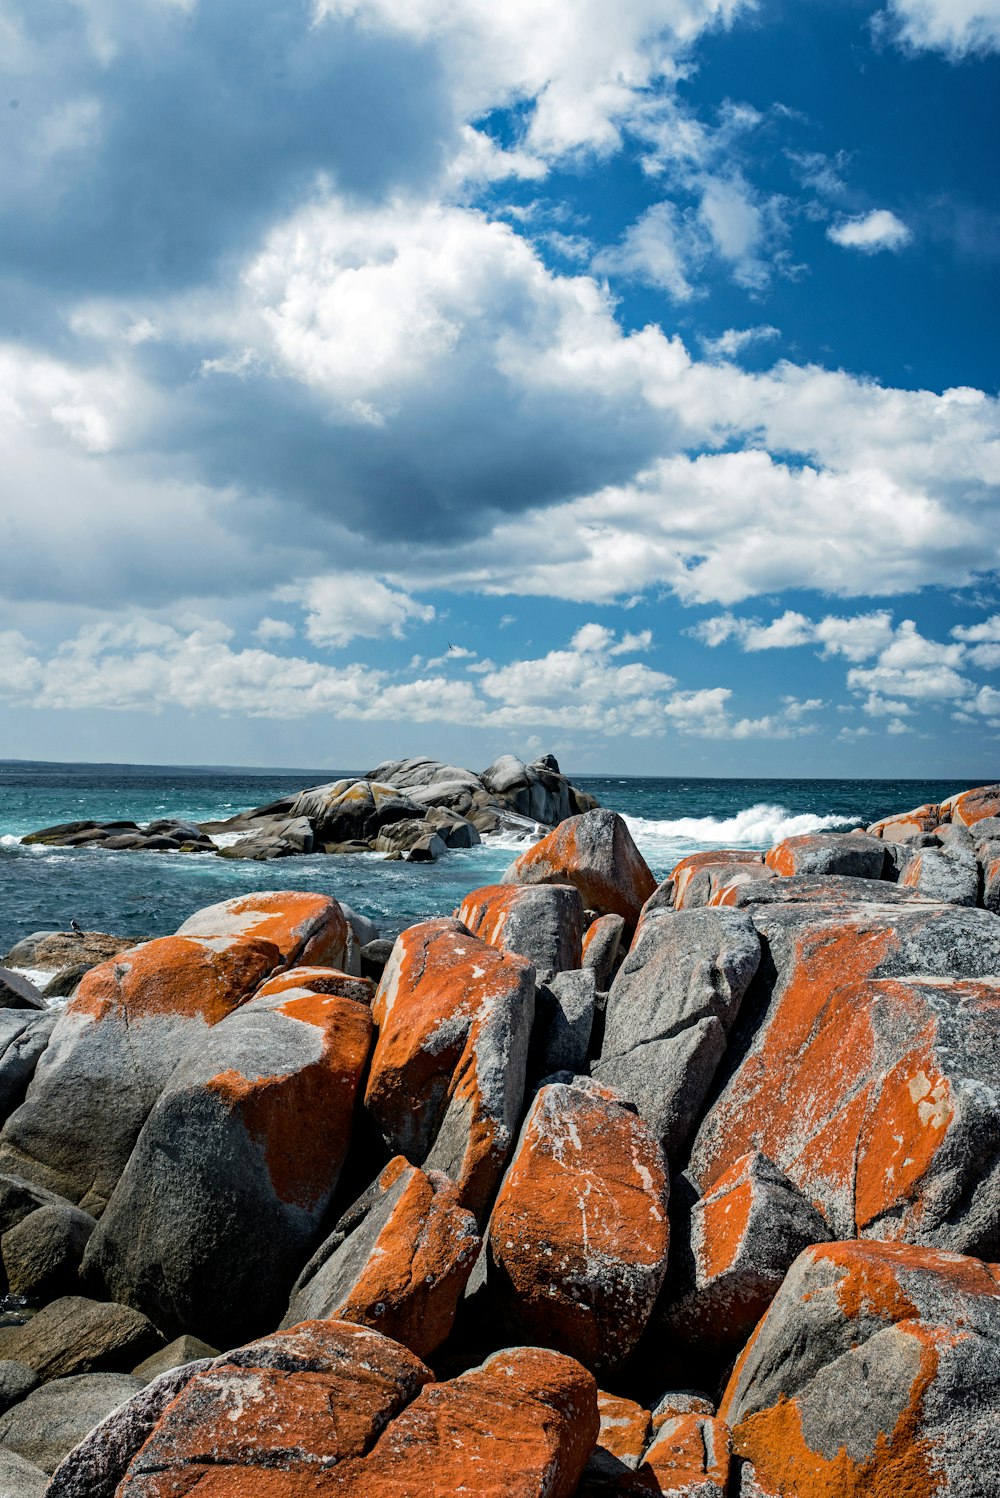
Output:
1,0,999,775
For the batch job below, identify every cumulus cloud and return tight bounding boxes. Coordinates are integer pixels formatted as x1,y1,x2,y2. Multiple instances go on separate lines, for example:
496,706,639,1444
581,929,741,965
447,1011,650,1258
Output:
280,574,436,649
699,325,780,359
688,609,897,659
827,210,912,253
876,0,1000,58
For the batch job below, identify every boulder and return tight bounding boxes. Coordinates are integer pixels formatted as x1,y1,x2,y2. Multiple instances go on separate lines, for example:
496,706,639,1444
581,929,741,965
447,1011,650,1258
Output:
0,934,279,1214
0,1361,37,1415
215,830,303,860
532,969,596,1078
593,909,760,1160
716,873,931,909
0,1371,144,1474
900,845,979,905
1,1201,96,1300
174,889,349,969
943,782,1000,827
360,938,394,983
2,930,137,979
283,1156,480,1359
488,1076,670,1375
0,1447,47,1496
868,803,940,842
661,1153,831,1357
372,817,435,854
109,1321,432,1494
84,985,373,1345
0,971,46,1013
670,851,767,911
0,1175,73,1236
46,1357,217,1498
290,780,426,845
0,1297,160,1383
251,965,375,1007
403,830,448,862
721,1240,1000,1496
688,901,1000,1255
580,913,624,991
764,830,886,880
503,809,656,932
423,808,481,848
984,849,1000,914
132,1336,218,1381
641,1413,731,1497
0,1011,58,1125
367,757,482,798
482,753,573,826
365,918,535,1216
457,882,584,981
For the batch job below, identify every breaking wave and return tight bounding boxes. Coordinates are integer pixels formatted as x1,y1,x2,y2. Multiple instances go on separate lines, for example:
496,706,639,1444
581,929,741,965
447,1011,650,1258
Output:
624,803,861,853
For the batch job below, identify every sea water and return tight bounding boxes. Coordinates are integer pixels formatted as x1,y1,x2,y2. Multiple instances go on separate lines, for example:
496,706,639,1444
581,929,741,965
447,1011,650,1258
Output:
0,761,984,955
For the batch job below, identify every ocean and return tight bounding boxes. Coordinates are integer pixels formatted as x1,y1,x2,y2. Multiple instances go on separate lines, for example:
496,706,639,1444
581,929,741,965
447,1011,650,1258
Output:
0,761,985,956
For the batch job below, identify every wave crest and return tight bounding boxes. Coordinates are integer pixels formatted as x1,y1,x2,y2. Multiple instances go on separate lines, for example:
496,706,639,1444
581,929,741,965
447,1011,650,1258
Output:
624,803,860,851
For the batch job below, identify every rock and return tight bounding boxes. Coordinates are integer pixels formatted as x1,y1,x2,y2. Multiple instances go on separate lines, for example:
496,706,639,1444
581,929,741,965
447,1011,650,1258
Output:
0,1297,160,1383
593,909,760,1160
650,1390,716,1425
367,757,482,799
970,815,1000,848
291,780,426,845
688,901,1000,1255
84,984,373,1345
251,964,375,1007
717,873,931,908
901,844,979,905
339,902,379,949
0,934,279,1213
113,1320,432,1493
0,1371,143,1474
215,831,302,860
46,1358,216,1497
0,1361,37,1415
283,1157,480,1359
0,1176,73,1237
365,918,534,1216
1,1202,96,1300
764,830,886,880
132,1336,218,1381
174,889,349,969
40,967,90,1000
372,817,435,854
2,931,136,976
661,1153,831,1357
423,808,481,848
580,913,624,991
984,849,1000,914
642,1412,731,1497
0,1447,47,1496
457,882,584,982
403,831,448,862
868,803,940,842
944,782,1000,827
360,938,394,983
19,822,104,847
482,753,573,826
670,851,768,911
319,1345,598,1498
721,1239,1000,1496
488,1076,670,1375
0,1012,58,1126
503,809,656,932
532,969,596,1078
0,973,45,1014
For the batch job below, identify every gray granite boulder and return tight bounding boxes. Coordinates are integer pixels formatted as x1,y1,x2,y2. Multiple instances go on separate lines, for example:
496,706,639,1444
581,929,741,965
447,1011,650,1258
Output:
0,1371,144,1474
0,1298,161,1384
1,1202,96,1300
0,1013,58,1128
456,882,584,983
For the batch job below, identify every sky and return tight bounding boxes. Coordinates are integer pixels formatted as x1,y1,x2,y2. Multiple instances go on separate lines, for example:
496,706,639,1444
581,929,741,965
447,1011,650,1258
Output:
1,0,999,777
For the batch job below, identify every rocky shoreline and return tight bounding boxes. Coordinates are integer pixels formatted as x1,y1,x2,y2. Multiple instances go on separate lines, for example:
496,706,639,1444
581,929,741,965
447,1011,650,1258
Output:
0,780,996,1492
22,754,600,863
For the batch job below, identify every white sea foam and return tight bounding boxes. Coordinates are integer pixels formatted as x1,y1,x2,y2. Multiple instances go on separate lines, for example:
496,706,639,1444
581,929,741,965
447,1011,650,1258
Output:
0,834,23,847
624,803,861,856
210,832,249,849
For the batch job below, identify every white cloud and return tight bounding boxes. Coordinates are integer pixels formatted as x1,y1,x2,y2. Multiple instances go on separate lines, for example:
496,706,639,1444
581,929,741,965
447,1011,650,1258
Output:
687,609,896,660
281,574,436,649
699,325,780,359
877,0,1000,58
593,200,703,302
952,614,1000,642
254,617,296,642
827,210,912,254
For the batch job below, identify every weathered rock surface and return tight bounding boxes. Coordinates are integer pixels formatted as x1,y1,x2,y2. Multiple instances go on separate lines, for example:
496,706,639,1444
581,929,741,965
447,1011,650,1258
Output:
716,873,930,909
0,934,279,1213
764,829,885,880
365,918,534,1216
0,1371,143,1474
132,1336,218,1381
251,964,375,1007
580,912,625,991
0,971,46,1013
1,1201,95,1300
901,844,979,905
0,1011,57,1127
532,968,596,1078
504,809,656,931
0,1297,160,1383
488,1076,670,1375
283,1156,480,1358
457,881,584,981
944,782,1000,826
721,1239,1000,1496
84,984,373,1345
689,901,1000,1255
642,1413,731,1497
593,908,760,1160
662,1152,831,1357
0,1360,37,1415
175,889,350,969
0,1446,48,1496
670,850,769,910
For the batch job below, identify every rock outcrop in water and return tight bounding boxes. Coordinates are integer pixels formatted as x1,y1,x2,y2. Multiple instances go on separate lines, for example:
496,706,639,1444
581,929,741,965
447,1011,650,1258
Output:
22,751,600,864
0,785,998,1491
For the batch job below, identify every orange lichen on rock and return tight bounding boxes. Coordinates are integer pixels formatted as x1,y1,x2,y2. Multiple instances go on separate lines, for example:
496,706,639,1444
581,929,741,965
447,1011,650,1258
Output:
943,783,1000,827
869,805,940,841
764,830,885,880
69,933,280,1023
670,850,765,910
365,918,534,1215
488,1076,670,1374
204,992,373,1212
175,890,350,969
502,809,656,930
456,881,584,976
252,966,375,1006
642,1412,731,1495
721,1240,1000,1498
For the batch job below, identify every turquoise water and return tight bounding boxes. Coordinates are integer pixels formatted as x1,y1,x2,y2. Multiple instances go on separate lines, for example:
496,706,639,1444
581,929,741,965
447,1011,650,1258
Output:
0,761,986,954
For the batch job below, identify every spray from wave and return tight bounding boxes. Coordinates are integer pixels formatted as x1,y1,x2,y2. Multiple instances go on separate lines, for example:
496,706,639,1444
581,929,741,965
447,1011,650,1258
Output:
624,803,861,852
